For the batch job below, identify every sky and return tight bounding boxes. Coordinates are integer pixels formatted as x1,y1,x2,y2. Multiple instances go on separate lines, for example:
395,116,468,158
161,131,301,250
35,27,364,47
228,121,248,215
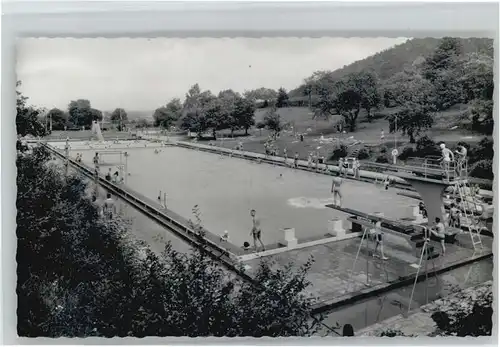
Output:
17,37,408,111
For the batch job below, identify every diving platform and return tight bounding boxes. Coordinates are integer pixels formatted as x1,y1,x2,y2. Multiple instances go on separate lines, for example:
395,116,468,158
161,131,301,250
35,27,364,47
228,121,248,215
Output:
381,156,469,226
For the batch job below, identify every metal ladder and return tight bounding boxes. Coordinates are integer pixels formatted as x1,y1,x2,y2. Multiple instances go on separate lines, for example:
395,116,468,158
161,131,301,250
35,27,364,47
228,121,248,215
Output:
455,180,483,251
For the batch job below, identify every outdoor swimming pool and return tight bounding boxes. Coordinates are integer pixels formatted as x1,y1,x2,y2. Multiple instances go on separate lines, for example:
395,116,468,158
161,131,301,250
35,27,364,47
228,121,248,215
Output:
57,141,417,248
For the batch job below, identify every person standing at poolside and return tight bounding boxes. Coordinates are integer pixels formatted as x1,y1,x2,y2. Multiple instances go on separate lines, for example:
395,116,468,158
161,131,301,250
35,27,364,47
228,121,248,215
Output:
455,144,468,177
429,217,447,255
250,209,266,252
103,193,116,220
342,157,349,177
449,203,461,228
307,152,313,169
294,152,299,168
439,143,455,180
331,172,343,207
372,220,389,260
93,152,100,169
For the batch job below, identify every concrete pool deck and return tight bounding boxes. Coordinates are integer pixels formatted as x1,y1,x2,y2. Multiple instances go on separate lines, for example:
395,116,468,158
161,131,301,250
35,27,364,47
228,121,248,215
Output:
240,231,493,313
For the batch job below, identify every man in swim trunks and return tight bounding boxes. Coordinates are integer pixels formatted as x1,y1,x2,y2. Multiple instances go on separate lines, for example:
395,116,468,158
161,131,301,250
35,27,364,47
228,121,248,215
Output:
294,152,299,168
331,172,343,207
250,209,266,252
93,152,100,169
439,143,455,181
103,193,116,220
342,157,349,177
372,220,389,260
455,144,468,177
429,217,446,255
449,203,461,228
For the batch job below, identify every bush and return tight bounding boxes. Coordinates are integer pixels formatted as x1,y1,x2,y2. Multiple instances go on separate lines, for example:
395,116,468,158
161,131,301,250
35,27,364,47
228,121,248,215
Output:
469,159,493,179
375,155,389,163
256,121,266,129
398,146,416,161
416,135,441,157
330,145,348,161
357,148,370,160
379,146,388,154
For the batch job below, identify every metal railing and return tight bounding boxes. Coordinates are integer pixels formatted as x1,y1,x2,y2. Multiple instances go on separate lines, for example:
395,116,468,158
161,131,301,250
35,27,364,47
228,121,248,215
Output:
405,156,468,181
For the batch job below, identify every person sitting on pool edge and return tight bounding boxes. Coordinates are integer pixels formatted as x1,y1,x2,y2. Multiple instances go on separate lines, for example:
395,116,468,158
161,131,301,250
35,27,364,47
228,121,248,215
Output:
250,209,266,252
220,230,229,243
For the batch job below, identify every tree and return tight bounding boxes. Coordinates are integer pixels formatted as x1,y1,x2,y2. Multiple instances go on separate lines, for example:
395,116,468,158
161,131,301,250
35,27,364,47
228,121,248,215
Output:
17,146,323,337
421,37,462,82
460,53,494,102
46,108,68,131
110,108,128,122
263,107,283,136
183,83,202,109
354,71,381,122
180,88,218,138
256,121,266,136
388,73,436,143
110,108,128,131
312,71,380,131
276,87,289,108
459,53,494,135
16,81,46,137
419,38,464,110
153,98,182,129
68,99,102,127
136,118,150,128
217,90,240,136
243,88,278,103
233,97,256,135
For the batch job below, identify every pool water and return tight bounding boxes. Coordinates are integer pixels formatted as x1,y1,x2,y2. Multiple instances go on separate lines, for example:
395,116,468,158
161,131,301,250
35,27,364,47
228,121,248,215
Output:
60,142,417,248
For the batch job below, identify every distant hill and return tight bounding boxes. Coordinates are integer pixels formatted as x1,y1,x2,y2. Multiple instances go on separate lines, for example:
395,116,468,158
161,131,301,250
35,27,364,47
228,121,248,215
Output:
289,37,493,97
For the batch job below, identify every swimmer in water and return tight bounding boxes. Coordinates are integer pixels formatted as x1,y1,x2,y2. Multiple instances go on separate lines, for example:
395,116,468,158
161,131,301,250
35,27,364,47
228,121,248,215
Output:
331,172,343,207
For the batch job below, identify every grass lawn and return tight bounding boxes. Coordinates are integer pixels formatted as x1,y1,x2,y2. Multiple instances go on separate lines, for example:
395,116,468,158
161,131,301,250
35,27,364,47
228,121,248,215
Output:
206,106,486,163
